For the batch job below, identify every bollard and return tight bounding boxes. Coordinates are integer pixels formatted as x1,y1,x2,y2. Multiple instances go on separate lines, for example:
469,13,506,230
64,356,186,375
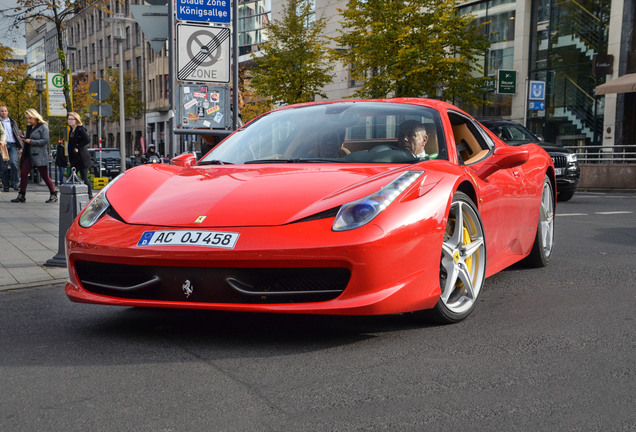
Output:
45,169,90,267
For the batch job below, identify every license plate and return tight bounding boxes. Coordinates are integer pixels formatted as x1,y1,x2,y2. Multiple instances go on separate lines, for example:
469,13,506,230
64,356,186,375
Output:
137,230,239,249
555,168,564,176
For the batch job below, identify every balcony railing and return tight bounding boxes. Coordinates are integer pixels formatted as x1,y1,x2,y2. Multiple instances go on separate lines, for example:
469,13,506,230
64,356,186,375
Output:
565,145,636,163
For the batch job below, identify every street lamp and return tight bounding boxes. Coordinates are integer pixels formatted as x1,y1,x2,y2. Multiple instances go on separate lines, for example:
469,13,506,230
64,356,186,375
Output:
35,79,45,113
108,13,133,173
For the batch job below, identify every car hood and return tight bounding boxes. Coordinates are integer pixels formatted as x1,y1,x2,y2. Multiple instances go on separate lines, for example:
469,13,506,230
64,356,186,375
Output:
105,164,417,227
539,144,571,154
504,140,570,153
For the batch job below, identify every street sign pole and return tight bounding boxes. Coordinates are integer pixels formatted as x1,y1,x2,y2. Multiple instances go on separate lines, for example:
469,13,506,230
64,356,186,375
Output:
232,0,239,130
89,79,111,177
98,116,103,177
169,0,175,158
524,77,529,127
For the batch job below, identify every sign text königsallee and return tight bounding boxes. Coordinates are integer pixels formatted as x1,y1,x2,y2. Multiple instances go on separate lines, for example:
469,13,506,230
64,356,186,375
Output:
177,0,230,24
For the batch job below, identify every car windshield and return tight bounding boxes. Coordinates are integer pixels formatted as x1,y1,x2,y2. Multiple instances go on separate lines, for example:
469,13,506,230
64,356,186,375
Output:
201,102,447,164
91,149,120,159
490,123,537,145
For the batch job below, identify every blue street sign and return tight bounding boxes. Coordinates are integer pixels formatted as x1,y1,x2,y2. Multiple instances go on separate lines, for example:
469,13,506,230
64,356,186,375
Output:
176,0,230,24
528,101,545,111
529,80,546,100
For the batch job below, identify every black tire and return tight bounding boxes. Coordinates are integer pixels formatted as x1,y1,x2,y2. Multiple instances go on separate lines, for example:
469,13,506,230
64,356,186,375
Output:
557,190,574,202
418,192,487,324
524,175,555,267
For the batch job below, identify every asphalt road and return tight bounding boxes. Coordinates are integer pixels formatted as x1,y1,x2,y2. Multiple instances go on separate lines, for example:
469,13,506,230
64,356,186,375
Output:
1,192,635,432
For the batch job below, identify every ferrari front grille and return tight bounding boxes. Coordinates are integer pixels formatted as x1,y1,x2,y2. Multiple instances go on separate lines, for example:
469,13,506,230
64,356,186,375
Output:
75,261,350,303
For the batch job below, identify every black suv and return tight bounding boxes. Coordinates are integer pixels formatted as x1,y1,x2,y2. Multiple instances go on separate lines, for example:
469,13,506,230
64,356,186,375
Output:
479,119,580,201
88,148,121,179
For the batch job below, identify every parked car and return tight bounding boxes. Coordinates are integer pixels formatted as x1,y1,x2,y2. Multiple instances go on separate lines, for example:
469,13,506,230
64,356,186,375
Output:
478,119,580,201
88,148,121,178
65,98,556,324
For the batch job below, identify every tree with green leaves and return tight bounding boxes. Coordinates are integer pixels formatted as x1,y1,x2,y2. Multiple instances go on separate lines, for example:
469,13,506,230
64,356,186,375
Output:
4,0,112,113
103,68,144,123
0,45,40,129
250,0,334,106
333,0,490,105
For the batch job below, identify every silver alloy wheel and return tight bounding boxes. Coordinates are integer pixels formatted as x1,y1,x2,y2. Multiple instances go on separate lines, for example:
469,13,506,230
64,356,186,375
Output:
539,178,555,258
439,198,486,315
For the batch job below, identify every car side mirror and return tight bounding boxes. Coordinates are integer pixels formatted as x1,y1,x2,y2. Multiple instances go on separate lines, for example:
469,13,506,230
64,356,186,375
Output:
473,146,529,179
172,153,196,167
534,133,545,143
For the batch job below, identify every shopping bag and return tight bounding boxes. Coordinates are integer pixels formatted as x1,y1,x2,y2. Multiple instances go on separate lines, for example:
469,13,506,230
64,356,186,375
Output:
0,142,9,161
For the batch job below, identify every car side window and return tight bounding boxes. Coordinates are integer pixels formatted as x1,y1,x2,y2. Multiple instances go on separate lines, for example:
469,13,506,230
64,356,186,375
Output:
448,112,493,165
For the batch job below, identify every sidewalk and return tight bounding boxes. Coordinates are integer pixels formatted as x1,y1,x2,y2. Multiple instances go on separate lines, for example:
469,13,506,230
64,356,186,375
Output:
0,184,69,291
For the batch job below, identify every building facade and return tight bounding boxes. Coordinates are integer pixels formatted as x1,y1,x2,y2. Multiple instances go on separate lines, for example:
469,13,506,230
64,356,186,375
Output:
26,0,634,157
301,0,635,148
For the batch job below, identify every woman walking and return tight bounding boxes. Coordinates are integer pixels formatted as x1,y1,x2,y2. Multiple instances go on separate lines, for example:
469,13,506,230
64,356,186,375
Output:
11,109,57,203
67,112,93,198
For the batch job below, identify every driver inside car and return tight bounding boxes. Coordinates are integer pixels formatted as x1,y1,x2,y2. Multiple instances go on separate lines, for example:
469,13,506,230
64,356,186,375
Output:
397,119,429,158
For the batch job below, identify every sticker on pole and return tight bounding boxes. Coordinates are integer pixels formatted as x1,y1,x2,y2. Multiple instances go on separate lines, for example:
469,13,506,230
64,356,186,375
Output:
177,23,230,83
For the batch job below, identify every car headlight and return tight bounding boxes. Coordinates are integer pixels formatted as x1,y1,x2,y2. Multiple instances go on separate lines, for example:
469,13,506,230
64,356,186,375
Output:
567,153,577,163
333,171,423,231
78,173,123,228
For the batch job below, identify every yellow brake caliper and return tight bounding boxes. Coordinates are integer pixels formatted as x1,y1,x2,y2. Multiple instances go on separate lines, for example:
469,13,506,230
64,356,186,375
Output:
456,225,472,288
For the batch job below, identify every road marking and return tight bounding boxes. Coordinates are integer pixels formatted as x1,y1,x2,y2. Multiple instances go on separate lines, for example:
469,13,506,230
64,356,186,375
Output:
557,211,633,217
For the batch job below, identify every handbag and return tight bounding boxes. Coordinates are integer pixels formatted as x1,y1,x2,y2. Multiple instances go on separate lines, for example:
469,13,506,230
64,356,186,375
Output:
0,142,9,161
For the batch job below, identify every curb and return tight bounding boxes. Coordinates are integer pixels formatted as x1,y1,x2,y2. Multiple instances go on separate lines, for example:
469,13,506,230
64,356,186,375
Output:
0,278,68,293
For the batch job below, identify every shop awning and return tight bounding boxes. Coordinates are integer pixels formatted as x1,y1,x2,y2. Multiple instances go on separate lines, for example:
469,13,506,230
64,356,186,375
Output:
595,73,636,95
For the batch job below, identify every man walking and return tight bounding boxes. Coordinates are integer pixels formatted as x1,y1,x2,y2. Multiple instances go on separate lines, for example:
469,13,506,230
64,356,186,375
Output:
0,105,21,192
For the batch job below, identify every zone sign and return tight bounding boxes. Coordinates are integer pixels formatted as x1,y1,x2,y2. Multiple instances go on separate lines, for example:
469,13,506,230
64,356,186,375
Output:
176,23,230,83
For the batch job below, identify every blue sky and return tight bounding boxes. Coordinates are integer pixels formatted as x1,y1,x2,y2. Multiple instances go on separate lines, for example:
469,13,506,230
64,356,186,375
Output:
0,0,26,51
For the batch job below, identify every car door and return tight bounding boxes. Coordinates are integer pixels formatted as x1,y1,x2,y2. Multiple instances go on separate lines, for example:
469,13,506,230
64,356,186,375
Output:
448,112,530,262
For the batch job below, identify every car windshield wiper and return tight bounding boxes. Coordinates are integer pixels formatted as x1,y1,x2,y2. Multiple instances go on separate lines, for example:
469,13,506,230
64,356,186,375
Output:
244,158,347,164
198,160,233,165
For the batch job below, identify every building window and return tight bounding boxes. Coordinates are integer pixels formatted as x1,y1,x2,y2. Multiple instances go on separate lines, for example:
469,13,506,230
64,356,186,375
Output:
136,56,142,81
458,0,516,118
238,0,271,56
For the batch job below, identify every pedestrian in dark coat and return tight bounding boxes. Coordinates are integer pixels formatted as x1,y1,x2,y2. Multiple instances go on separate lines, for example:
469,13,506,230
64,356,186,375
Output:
11,109,57,203
55,142,69,185
67,111,93,198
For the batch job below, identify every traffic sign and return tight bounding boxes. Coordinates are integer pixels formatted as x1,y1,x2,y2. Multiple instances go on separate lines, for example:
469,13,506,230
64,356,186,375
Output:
177,23,230,83
528,101,545,111
89,79,111,101
176,0,230,24
90,104,113,117
497,70,517,94
529,80,546,100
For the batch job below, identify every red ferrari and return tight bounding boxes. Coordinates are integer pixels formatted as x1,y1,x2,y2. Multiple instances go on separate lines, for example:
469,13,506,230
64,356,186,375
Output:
65,99,555,323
